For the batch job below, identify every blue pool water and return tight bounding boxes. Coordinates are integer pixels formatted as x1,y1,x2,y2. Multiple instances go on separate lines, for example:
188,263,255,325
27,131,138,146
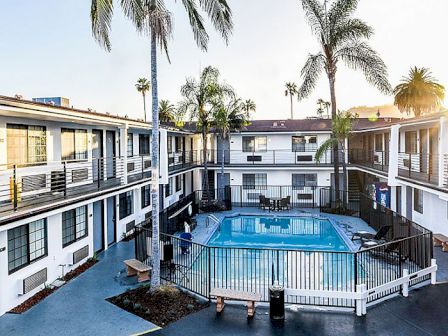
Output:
208,215,350,252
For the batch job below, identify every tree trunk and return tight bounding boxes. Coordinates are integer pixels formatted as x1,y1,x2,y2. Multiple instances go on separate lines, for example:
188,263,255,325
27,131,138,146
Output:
328,74,341,205
220,136,226,201
143,93,147,122
290,94,293,119
150,32,160,289
341,143,348,211
201,126,211,205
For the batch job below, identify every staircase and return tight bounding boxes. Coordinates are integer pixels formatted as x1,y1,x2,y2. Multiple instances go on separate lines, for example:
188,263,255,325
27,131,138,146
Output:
348,173,361,203
201,171,215,202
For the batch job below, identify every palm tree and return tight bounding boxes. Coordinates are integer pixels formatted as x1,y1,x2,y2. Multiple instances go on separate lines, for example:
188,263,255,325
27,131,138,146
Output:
285,82,298,119
315,110,358,209
242,99,256,114
213,98,251,200
90,0,233,290
393,67,445,117
178,66,234,205
297,0,391,198
324,101,331,119
317,98,325,118
159,99,176,123
135,78,150,122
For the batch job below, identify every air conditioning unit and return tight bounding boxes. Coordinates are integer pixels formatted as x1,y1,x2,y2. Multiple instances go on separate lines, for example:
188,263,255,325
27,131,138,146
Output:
21,268,47,295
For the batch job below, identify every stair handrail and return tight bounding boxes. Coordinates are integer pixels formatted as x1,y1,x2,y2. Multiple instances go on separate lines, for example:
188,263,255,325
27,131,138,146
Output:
206,214,220,228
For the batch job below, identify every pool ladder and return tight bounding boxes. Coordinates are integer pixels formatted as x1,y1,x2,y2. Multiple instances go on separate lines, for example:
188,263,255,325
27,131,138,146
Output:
206,214,220,228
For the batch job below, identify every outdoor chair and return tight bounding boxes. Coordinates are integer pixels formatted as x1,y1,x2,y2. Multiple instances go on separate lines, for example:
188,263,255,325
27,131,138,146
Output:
259,195,266,209
352,225,391,242
261,197,273,211
360,237,408,262
279,197,289,210
286,196,291,209
179,232,193,254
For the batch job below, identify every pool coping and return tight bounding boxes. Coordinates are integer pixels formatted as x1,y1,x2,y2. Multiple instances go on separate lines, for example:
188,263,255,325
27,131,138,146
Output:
203,212,357,252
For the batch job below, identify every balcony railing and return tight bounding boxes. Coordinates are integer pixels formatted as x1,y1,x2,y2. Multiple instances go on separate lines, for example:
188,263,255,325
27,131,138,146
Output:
349,149,389,173
398,152,439,185
208,149,334,165
168,150,201,172
445,155,448,187
0,156,152,218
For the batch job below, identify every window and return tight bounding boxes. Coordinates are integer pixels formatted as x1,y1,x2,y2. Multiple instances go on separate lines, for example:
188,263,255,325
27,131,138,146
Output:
141,185,151,208
168,136,173,153
242,174,267,190
242,136,267,152
165,177,174,196
62,206,88,247
175,137,182,152
292,174,318,189
139,134,150,155
127,133,133,157
405,131,417,154
292,136,317,151
7,124,47,165
375,134,383,151
414,188,423,213
61,128,87,161
8,219,48,274
175,175,182,192
119,191,134,219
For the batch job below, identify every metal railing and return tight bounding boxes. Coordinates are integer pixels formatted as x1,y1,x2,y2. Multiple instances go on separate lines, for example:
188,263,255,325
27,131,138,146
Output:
0,157,130,217
207,149,334,165
444,154,448,187
168,150,201,172
398,152,439,185
349,149,389,173
135,187,433,311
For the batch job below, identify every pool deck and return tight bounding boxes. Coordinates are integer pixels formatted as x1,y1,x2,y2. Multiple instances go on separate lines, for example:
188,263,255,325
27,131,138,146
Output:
0,241,157,336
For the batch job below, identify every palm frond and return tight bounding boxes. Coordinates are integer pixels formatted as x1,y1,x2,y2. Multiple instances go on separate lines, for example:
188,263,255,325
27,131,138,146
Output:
181,0,209,50
91,0,114,51
336,41,391,94
315,138,337,163
301,0,326,38
297,53,325,100
328,0,359,31
198,0,233,45
120,0,145,31
144,1,173,61
332,19,373,45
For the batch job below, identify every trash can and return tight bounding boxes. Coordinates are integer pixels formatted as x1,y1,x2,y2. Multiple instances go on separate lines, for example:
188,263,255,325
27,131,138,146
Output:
269,282,285,321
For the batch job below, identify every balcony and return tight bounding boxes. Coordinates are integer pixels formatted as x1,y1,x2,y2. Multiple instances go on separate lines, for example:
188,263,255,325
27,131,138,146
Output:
168,151,201,172
398,152,439,185
0,156,151,223
349,149,389,174
209,149,333,166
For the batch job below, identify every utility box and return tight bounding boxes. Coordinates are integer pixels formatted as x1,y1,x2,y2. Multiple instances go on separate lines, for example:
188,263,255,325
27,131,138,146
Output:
269,282,285,321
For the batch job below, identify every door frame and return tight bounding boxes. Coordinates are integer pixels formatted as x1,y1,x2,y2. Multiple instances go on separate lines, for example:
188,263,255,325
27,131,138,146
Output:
107,196,116,246
93,200,105,253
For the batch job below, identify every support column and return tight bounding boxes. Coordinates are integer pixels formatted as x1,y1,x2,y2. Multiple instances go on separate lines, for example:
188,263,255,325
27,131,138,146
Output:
388,125,400,186
159,129,168,185
438,117,448,188
119,125,128,185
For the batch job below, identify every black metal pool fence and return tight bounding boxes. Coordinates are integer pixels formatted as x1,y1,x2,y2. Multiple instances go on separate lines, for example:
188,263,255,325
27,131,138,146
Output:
135,188,433,310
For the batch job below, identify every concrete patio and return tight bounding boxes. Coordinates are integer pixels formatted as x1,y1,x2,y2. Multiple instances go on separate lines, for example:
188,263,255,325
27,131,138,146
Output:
0,241,157,336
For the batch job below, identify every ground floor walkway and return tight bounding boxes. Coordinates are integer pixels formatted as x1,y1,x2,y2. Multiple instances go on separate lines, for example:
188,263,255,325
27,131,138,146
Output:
0,241,157,336
151,282,448,336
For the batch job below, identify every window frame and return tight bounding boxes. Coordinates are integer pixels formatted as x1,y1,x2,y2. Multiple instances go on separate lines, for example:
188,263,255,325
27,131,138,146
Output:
375,134,383,151
61,128,88,161
242,173,267,190
175,175,182,192
242,136,267,152
7,219,48,274
127,133,134,157
62,205,88,248
141,185,151,208
405,131,418,154
165,177,174,196
292,173,318,189
119,191,134,219
413,188,423,214
6,124,47,165
139,134,150,155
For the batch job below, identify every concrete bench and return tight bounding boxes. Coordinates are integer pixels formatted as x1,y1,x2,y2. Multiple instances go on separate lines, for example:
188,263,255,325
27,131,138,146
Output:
210,288,262,318
433,234,448,252
123,259,151,283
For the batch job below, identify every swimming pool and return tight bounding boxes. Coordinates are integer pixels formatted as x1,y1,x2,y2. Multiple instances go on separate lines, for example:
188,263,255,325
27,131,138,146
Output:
208,215,351,252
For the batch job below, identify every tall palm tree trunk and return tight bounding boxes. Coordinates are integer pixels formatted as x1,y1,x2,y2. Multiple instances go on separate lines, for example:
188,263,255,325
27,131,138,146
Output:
329,75,341,205
220,136,226,201
201,127,211,204
150,32,160,289
290,95,293,119
341,144,348,210
143,93,147,122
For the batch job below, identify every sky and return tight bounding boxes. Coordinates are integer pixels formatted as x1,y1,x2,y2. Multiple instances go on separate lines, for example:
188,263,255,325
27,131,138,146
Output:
0,0,447,121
